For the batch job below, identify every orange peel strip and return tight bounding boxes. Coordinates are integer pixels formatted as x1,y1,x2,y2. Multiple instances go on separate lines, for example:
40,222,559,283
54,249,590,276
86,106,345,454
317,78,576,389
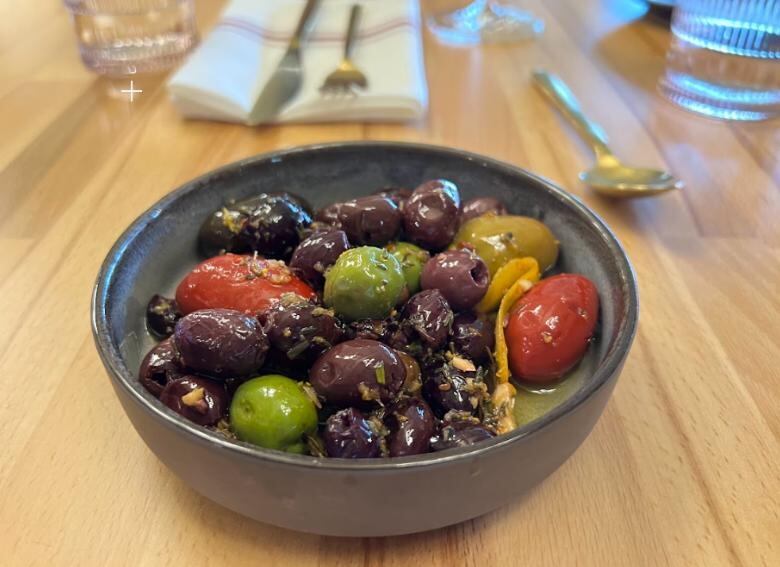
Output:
477,257,540,313
494,258,540,383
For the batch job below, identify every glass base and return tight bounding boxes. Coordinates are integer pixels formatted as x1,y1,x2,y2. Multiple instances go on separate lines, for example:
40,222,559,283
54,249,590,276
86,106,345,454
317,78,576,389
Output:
428,0,544,45
659,73,780,122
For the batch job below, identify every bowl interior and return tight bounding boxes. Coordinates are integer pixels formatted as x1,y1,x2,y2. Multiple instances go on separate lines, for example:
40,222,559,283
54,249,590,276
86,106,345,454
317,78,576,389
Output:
94,142,637,465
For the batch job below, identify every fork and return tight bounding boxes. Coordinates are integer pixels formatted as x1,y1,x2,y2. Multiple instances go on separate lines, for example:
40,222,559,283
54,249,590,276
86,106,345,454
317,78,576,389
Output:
320,4,368,96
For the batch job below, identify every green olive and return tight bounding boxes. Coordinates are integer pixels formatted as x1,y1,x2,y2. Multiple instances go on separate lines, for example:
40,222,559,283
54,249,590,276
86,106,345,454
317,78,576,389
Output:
230,375,318,453
452,215,559,275
324,246,406,321
385,242,430,295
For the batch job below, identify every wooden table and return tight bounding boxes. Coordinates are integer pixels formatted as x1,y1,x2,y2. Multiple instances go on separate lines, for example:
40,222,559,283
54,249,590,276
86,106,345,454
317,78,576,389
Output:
1,1,778,565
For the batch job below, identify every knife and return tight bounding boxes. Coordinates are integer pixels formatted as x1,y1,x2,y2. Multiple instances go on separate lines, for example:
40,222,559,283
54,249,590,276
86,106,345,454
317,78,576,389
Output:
248,0,321,126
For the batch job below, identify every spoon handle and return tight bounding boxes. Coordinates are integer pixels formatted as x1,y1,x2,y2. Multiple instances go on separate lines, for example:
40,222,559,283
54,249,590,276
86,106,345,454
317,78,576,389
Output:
532,70,613,159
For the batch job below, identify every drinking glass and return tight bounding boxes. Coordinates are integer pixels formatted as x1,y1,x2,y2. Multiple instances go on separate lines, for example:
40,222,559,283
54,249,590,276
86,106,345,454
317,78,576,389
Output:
63,0,198,76
428,0,544,45
658,0,780,121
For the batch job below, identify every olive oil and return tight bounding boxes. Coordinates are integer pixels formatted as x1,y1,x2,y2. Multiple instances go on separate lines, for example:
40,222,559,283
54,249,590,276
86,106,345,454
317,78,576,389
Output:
513,371,584,427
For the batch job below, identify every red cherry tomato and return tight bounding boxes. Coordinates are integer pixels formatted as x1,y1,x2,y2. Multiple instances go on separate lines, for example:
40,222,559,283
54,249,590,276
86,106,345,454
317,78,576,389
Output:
505,274,599,383
175,253,315,315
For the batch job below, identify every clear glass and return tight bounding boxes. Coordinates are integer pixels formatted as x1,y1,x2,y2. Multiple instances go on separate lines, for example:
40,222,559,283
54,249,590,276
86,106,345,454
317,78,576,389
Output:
427,0,544,45
63,0,198,76
658,0,780,121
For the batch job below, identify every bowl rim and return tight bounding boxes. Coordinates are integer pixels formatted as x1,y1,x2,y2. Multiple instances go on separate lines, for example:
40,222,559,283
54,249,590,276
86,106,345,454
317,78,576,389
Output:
91,140,639,471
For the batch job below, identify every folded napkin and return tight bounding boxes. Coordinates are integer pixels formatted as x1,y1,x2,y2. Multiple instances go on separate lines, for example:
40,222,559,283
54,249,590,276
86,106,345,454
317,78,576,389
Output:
168,0,428,124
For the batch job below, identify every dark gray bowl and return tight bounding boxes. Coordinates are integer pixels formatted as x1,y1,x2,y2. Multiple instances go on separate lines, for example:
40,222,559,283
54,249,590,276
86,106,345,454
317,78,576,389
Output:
92,142,638,537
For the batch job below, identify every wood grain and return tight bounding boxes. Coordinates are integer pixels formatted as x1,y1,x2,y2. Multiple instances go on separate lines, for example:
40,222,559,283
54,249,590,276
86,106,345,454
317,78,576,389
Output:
1,1,778,565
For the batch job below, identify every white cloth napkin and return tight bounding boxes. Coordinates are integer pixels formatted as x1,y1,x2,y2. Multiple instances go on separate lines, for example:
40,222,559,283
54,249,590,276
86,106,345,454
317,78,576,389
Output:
168,0,428,124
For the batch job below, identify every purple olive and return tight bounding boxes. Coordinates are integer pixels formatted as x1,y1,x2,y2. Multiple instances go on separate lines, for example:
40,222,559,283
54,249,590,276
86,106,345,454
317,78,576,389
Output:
420,249,489,311
314,202,344,226
460,197,507,223
450,312,494,361
347,317,409,351
347,318,388,342
430,420,495,451
422,361,486,417
159,375,228,426
373,187,412,210
262,299,344,365
385,397,436,457
138,338,184,397
322,408,382,458
309,339,406,406
289,229,350,288
236,194,312,260
174,309,268,379
146,294,182,338
338,196,401,247
400,290,453,350
402,180,461,251
300,221,337,240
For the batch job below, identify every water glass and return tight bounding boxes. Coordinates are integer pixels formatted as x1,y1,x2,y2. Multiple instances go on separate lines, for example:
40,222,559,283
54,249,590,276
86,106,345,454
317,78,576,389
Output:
64,0,199,77
659,0,780,121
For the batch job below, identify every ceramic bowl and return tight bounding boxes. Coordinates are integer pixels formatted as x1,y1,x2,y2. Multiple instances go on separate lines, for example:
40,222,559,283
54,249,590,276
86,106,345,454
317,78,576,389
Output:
92,142,638,536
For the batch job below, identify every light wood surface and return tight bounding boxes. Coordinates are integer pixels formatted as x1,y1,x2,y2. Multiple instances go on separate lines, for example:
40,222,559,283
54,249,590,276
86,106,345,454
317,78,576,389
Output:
1,1,778,565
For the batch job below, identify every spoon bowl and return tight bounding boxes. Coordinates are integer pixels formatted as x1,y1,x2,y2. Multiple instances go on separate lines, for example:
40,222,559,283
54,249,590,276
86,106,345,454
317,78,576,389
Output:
534,71,683,198
581,163,682,197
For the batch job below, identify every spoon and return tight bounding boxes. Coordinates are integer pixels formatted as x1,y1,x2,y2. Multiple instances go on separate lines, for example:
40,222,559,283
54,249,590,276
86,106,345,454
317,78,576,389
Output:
533,70,682,198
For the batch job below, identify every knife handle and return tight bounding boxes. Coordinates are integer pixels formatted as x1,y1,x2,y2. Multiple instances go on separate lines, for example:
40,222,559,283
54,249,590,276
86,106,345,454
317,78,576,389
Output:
290,0,321,52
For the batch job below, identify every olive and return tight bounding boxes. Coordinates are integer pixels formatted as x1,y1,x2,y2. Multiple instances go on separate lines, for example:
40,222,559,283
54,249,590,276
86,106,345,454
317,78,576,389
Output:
374,187,412,209
146,294,181,338
452,215,559,276
300,221,337,240
309,339,406,406
422,361,486,417
159,376,228,426
138,338,184,397
322,407,382,458
236,194,312,260
323,246,406,322
402,179,461,251
338,196,401,247
385,397,435,457
343,317,406,351
460,197,507,223
314,202,344,226
385,242,430,295
262,298,344,365
420,249,489,311
230,375,318,453
430,420,495,451
347,318,387,341
271,192,313,217
174,309,268,379
289,229,350,288
229,193,312,217
450,312,494,361
400,290,453,350
198,207,245,257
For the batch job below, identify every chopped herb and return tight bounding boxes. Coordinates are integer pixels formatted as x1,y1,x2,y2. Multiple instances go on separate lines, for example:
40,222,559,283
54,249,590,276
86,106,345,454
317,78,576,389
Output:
286,339,311,360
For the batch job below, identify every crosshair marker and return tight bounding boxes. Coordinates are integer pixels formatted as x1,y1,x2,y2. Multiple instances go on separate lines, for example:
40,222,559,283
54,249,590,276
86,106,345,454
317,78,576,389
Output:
120,80,143,102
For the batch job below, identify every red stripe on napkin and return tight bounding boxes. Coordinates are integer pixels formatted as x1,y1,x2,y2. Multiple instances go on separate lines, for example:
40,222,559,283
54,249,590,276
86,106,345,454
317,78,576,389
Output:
217,16,414,45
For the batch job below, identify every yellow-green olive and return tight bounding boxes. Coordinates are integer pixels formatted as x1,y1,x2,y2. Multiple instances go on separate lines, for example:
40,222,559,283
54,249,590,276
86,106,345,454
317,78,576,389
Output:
451,215,559,275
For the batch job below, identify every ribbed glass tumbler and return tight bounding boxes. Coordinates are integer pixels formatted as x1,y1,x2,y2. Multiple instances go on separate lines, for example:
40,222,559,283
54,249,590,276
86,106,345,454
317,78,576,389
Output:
659,0,780,121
